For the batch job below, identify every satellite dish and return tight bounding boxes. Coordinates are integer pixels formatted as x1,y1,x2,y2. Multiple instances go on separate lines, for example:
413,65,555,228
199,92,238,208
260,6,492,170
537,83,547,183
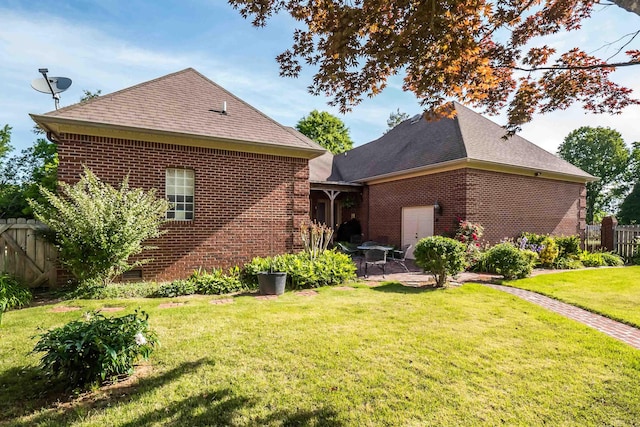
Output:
30,68,72,110
31,77,72,94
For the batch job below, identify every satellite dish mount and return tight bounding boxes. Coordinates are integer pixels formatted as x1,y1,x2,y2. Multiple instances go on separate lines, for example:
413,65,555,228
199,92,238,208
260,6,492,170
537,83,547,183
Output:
31,68,72,110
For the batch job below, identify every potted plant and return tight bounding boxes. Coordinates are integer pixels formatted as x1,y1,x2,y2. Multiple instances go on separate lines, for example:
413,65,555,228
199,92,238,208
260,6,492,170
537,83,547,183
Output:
257,258,286,295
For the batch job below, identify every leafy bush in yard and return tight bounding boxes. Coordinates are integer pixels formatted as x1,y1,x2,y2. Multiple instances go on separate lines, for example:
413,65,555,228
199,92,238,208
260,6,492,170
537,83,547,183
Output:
0,274,32,325
154,267,250,298
580,251,624,267
484,243,538,279
413,236,467,287
553,257,584,270
153,279,198,298
242,250,356,290
539,237,559,267
579,251,605,267
554,235,581,258
33,310,158,388
600,252,624,266
29,167,169,287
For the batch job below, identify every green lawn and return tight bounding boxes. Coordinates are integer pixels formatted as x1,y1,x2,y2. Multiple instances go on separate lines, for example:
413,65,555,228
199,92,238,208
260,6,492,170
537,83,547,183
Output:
505,266,640,328
1,282,640,426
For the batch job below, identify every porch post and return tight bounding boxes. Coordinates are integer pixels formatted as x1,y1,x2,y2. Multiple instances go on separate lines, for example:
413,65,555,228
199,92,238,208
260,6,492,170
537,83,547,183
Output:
322,190,340,230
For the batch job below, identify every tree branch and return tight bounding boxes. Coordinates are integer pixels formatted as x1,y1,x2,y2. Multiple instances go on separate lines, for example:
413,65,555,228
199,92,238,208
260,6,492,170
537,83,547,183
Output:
511,60,640,71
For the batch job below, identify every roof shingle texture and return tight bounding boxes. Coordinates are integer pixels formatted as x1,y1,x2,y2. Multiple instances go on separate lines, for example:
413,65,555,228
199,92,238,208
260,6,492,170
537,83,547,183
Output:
44,68,320,151
328,102,592,182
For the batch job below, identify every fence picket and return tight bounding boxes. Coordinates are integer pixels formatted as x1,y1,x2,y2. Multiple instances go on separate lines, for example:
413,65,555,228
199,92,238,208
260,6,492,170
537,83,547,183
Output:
0,218,57,287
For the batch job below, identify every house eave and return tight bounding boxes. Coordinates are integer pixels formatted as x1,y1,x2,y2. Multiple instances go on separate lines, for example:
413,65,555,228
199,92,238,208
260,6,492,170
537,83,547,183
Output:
360,158,596,185
30,114,325,160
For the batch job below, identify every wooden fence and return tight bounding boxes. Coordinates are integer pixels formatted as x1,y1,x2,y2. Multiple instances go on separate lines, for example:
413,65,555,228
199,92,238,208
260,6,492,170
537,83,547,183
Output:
614,225,640,260
0,219,57,288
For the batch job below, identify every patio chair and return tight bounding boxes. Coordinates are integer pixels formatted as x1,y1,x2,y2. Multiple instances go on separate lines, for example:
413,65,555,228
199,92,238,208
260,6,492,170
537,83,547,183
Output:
391,244,411,272
364,247,387,278
336,242,364,272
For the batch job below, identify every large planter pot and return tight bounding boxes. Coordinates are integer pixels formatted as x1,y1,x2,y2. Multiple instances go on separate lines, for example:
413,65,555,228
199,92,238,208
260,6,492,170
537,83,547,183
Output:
257,271,287,295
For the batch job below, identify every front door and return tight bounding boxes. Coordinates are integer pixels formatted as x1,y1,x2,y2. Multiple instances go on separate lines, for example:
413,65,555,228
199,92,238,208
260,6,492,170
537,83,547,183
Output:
402,206,435,259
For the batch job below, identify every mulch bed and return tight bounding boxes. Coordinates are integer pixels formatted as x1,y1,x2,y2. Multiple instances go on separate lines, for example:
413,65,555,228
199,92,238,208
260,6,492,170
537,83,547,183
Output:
334,286,356,291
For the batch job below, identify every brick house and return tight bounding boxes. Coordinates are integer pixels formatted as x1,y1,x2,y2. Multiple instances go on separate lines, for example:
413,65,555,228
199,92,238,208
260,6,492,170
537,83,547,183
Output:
31,68,325,281
31,68,593,280
310,103,595,257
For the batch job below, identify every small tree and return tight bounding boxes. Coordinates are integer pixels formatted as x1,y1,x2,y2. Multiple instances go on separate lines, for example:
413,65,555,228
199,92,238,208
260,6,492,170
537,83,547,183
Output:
29,168,169,286
413,236,467,287
385,109,410,133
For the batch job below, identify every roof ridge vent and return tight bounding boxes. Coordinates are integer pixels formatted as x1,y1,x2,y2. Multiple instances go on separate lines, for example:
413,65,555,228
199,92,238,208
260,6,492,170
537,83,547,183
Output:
410,113,422,124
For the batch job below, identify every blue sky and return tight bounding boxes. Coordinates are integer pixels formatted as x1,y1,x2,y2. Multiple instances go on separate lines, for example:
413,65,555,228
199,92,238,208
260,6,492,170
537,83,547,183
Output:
1,0,640,155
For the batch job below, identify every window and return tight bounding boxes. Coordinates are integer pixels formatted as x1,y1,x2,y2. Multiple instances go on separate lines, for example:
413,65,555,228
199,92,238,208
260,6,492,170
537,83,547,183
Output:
166,168,194,220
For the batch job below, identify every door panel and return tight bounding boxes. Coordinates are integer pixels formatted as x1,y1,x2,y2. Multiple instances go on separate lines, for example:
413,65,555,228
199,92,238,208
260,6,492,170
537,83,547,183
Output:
402,206,435,259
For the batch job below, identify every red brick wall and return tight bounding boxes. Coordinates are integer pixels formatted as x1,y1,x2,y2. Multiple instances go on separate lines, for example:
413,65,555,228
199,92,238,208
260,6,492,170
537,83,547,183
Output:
465,170,584,243
366,170,468,247
57,134,310,282
365,168,585,247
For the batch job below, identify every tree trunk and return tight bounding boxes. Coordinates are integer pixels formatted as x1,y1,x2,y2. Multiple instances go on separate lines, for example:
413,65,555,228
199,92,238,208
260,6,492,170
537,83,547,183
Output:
612,0,640,16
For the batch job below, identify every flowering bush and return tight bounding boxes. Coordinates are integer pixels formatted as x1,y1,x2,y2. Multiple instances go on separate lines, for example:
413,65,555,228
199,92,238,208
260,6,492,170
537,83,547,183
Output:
33,310,158,388
454,219,484,245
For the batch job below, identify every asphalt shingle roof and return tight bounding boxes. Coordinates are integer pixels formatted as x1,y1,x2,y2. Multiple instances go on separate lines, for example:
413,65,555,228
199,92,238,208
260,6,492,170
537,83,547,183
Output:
326,102,593,182
39,68,323,153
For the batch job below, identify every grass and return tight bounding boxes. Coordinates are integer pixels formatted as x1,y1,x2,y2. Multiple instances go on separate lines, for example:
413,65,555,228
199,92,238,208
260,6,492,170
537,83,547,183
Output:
504,266,640,328
1,281,639,426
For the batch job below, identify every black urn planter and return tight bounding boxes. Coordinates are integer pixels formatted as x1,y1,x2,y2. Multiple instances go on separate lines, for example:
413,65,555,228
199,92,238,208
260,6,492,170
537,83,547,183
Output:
257,271,287,295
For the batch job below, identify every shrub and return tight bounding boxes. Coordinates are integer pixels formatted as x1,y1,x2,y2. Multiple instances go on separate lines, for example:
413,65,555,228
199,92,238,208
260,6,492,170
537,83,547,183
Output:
300,221,333,259
413,236,467,287
0,274,32,325
29,167,170,287
520,232,547,248
153,279,197,298
242,250,356,290
190,267,249,294
554,257,584,270
484,243,537,279
33,310,158,388
600,252,624,267
554,235,581,258
539,237,559,267
579,251,605,267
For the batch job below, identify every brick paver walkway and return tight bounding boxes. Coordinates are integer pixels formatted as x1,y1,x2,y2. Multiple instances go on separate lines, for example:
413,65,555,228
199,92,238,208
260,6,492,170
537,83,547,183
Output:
484,283,640,350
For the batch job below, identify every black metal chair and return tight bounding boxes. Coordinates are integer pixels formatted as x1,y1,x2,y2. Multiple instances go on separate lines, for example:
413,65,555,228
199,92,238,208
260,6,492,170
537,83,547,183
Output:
364,247,387,277
336,242,364,273
391,244,411,272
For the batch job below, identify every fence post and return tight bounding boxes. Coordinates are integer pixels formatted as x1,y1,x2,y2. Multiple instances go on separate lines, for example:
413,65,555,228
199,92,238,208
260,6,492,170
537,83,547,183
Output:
601,216,618,252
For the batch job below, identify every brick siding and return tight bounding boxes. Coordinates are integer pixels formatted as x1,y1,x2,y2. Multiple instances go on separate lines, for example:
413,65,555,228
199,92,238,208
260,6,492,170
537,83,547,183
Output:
365,168,585,247
57,134,309,282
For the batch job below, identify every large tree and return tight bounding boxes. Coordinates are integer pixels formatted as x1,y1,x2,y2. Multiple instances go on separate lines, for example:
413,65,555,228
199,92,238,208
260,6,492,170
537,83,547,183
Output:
296,110,353,153
618,181,640,224
558,126,637,223
229,0,640,134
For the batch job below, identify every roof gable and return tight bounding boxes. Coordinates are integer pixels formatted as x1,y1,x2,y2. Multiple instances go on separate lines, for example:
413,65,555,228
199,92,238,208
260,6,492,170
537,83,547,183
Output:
33,68,323,156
